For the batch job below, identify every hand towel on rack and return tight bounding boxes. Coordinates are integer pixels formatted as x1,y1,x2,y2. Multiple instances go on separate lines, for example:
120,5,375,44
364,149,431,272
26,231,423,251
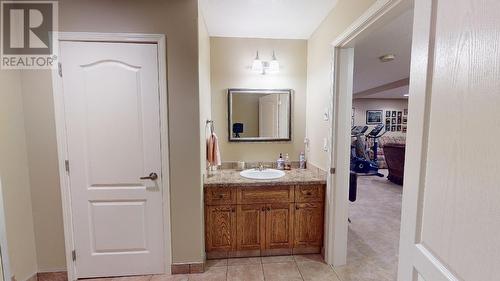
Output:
207,132,221,166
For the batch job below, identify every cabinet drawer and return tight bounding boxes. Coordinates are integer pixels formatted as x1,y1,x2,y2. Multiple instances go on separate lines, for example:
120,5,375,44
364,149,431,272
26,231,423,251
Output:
237,186,294,204
205,186,236,205
295,185,325,202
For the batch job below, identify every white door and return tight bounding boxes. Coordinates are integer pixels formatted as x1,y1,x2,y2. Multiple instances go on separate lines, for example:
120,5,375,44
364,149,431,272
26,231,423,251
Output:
259,95,279,137
60,41,164,278
398,0,500,280
277,95,289,138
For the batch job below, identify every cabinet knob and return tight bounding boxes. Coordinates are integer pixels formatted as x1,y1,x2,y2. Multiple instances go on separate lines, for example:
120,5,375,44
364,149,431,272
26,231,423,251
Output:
262,207,266,212
218,194,224,199
295,205,300,210
306,192,312,196
267,207,271,211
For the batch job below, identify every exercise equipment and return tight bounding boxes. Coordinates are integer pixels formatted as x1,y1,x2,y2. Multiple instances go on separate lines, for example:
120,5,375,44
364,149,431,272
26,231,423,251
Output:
350,124,386,176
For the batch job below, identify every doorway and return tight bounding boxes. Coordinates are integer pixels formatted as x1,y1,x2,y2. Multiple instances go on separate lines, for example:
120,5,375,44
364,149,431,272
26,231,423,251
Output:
53,33,171,280
323,0,415,277
335,7,413,280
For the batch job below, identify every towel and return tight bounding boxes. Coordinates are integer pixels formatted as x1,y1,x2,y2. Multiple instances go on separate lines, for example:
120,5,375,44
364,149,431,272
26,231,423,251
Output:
207,132,221,166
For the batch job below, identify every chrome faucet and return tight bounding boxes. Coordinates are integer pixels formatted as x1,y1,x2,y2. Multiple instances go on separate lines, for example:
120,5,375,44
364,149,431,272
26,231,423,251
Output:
256,162,265,171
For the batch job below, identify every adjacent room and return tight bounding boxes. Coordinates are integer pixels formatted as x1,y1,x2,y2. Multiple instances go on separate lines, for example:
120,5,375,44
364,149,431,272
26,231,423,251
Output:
337,7,413,280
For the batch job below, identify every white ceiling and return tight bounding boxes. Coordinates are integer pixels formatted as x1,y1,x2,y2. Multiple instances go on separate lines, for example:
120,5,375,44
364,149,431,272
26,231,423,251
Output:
199,0,339,39
353,9,414,99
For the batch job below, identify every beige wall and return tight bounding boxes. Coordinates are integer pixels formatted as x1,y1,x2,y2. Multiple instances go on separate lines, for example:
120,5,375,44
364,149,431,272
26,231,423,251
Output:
210,37,307,162
199,11,212,175
306,0,377,170
198,9,211,255
20,70,67,272
0,70,38,281
352,98,408,137
5,0,204,272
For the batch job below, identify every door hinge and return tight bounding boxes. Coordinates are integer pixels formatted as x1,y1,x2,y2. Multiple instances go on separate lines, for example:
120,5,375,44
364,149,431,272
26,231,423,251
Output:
330,168,336,174
65,160,70,173
72,250,76,262
58,62,63,77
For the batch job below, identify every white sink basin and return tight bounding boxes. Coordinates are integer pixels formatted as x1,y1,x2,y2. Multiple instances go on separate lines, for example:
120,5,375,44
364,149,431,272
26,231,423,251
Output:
240,169,286,180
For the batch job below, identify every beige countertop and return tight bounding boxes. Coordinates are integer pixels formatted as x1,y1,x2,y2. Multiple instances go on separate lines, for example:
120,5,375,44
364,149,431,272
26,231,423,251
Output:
203,168,327,187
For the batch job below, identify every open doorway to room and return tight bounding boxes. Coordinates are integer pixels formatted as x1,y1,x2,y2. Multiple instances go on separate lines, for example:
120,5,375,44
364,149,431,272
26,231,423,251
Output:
328,4,414,281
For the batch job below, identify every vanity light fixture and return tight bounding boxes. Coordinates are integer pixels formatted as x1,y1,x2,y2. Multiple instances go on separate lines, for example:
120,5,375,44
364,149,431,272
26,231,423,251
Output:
251,50,280,74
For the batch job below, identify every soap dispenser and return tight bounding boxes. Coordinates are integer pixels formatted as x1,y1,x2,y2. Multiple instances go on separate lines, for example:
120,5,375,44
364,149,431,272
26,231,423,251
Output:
277,153,285,170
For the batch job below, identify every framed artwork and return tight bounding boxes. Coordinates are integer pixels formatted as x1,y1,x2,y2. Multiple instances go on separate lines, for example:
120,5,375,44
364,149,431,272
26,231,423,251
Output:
397,125,402,131
366,110,383,124
397,117,402,124
392,117,396,124
392,111,397,117
386,111,391,117
402,126,407,133
398,111,402,118
391,125,396,132
404,109,408,115
403,117,408,124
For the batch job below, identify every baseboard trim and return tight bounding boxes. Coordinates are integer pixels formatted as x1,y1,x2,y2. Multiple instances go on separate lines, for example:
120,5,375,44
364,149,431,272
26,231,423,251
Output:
171,262,205,274
11,272,38,281
37,271,67,281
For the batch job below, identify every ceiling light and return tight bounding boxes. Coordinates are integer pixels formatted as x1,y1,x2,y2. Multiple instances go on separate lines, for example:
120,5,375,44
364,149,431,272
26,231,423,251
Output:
251,50,280,75
379,54,396,62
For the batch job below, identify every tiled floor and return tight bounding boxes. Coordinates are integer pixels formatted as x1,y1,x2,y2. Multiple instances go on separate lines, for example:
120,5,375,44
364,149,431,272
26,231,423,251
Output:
334,169,402,281
84,254,340,281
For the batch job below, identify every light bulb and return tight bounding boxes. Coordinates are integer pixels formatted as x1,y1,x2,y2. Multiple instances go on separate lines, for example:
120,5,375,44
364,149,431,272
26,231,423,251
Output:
251,51,263,73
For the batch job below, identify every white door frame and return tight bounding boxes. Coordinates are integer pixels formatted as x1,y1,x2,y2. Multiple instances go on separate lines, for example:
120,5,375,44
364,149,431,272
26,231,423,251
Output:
0,178,12,281
324,0,412,266
51,32,171,281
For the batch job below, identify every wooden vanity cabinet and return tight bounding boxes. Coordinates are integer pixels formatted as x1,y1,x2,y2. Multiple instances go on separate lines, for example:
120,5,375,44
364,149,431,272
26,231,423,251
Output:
205,184,325,258
205,205,236,253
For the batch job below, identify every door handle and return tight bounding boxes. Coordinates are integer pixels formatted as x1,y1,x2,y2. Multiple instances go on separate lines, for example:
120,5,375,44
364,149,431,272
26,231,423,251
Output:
140,172,158,181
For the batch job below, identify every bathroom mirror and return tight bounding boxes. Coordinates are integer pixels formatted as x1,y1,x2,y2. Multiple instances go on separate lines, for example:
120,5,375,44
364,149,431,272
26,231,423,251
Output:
228,89,292,142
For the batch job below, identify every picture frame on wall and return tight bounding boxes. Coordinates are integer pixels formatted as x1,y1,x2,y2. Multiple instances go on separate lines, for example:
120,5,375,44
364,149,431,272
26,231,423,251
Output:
392,117,396,124
398,117,402,124
398,111,402,118
391,125,396,132
386,111,391,117
402,126,407,133
403,117,408,124
397,125,402,131
404,109,408,115
392,111,397,117
366,110,383,124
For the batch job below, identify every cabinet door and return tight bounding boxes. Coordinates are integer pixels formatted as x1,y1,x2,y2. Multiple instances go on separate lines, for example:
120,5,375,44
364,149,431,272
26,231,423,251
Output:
236,204,266,251
294,203,324,247
265,203,294,250
205,205,236,252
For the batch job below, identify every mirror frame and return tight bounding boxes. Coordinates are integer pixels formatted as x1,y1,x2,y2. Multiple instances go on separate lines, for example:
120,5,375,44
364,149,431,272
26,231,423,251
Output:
227,88,292,142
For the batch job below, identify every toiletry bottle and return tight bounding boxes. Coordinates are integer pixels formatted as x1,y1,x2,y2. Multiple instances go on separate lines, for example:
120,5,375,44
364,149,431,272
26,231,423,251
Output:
299,152,306,169
284,153,291,170
277,153,285,170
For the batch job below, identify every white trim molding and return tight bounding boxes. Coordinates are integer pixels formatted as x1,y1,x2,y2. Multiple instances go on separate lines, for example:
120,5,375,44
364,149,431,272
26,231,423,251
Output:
52,32,171,280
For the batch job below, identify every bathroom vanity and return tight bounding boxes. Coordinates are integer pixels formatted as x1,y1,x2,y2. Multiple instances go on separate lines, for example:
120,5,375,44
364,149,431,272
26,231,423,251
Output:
203,168,326,259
